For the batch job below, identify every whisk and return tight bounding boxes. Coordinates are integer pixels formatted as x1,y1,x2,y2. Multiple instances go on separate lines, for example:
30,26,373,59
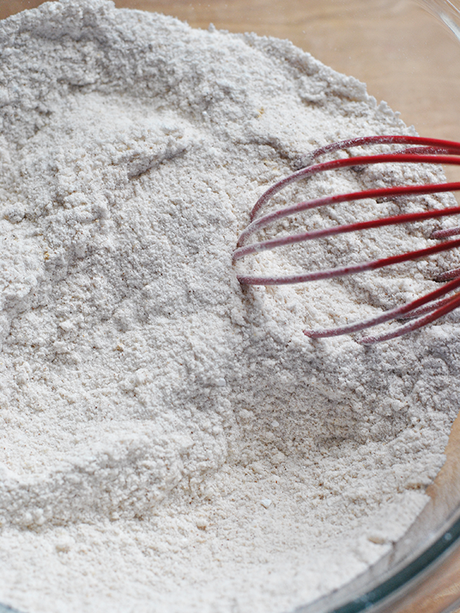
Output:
233,135,460,344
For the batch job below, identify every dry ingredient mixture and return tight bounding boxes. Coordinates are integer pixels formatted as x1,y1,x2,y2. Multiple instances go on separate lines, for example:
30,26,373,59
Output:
1,1,460,612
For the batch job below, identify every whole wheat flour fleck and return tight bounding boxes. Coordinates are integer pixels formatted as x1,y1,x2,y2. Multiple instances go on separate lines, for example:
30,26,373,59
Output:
0,1,460,612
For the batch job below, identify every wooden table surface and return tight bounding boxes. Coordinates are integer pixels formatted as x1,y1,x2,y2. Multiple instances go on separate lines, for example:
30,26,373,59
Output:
2,1,460,611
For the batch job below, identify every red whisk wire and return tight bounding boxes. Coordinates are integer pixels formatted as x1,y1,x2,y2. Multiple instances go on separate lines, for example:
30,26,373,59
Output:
360,292,460,344
237,181,460,249
304,135,460,163
304,276,460,339
234,199,460,261
237,238,460,286
248,153,460,224
234,135,460,343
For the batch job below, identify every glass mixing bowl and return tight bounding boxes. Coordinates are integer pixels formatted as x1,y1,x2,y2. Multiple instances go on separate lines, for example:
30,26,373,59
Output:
1,1,460,612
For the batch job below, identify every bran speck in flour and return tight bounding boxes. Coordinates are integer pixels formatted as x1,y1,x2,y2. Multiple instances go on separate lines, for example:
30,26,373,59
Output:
0,1,460,612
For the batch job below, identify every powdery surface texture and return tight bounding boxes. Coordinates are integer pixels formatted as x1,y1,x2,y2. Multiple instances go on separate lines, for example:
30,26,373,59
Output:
0,1,460,612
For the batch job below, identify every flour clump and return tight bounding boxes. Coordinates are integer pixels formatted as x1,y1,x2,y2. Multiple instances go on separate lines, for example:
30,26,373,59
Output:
0,1,460,612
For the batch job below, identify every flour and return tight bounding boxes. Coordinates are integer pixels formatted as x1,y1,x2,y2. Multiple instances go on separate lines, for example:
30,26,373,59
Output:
0,1,460,612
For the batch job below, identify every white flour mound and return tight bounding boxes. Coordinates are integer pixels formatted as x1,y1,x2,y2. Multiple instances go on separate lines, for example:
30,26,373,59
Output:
0,1,460,612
